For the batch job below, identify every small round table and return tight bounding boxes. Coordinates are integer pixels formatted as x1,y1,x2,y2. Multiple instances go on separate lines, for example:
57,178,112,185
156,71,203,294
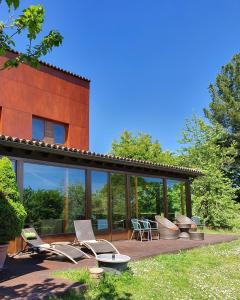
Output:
177,223,191,239
96,254,131,272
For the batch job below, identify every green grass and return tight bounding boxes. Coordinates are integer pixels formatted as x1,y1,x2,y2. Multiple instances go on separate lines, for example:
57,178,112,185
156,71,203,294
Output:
198,227,240,235
50,239,240,300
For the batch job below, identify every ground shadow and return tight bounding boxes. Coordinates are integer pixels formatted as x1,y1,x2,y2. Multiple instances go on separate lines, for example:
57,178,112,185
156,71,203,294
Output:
0,255,48,283
0,277,83,300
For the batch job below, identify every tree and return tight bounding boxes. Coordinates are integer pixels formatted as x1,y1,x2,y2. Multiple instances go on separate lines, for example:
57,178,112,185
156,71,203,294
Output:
0,157,26,244
179,116,240,228
110,130,178,165
204,54,240,198
0,0,63,69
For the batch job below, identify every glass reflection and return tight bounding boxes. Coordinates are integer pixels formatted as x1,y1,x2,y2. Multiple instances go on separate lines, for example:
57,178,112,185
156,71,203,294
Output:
65,168,85,233
130,176,163,220
91,171,108,231
167,179,186,221
111,173,126,230
23,163,85,235
53,123,66,144
32,118,44,141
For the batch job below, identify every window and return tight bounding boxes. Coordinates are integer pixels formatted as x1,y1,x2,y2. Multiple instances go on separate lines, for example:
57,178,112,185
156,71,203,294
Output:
23,162,85,235
32,118,44,141
130,176,164,220
111,173,126,230
167,179,186,221
32,117,67,144
53,123,66,144
91,171,108,231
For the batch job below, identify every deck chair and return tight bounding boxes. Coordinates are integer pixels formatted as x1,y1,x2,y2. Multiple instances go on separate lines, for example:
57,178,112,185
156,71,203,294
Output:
175,215,197,231
74,220,119,257
15,227,90,264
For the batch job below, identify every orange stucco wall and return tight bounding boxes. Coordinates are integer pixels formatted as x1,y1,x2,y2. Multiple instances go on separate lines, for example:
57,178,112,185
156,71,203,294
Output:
0,54,90,149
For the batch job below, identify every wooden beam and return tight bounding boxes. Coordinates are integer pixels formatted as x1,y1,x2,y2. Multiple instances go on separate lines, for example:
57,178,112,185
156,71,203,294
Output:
163,178,168,217
185,180,192,218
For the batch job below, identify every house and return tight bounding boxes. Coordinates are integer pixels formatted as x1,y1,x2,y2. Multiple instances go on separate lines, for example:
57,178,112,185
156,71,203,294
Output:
0,51,201,253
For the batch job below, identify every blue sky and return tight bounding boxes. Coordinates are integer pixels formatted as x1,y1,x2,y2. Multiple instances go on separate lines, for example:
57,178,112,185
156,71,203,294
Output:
6,0,240,153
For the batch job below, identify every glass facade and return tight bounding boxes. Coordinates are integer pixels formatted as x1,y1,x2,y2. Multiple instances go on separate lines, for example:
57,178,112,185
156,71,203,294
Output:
130,176,164,220
91,171,108,231
111,173,126,230
167,179,186,221
23,162,85,235
7,156,190,236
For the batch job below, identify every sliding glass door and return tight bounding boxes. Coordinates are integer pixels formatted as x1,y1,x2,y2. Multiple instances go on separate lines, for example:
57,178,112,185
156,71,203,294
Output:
110,173,127,231
91,171,127,234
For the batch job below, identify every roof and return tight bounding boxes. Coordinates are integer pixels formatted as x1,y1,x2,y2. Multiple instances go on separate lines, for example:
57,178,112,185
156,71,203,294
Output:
0,135,203,177
5,50,90,83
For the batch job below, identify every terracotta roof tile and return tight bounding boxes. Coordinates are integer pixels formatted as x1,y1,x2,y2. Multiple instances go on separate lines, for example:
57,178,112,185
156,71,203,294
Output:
5,50,90,83
0,135,203,176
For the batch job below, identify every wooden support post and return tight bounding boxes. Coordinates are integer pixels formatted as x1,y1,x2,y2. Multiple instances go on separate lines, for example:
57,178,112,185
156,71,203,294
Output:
134,176,139,218
126,175,131,230
163,178,168,218
185,180,192,218
180,183,185,215
63,168,69,232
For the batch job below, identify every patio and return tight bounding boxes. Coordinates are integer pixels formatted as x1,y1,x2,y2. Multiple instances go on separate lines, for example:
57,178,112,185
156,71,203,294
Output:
0,233,239,300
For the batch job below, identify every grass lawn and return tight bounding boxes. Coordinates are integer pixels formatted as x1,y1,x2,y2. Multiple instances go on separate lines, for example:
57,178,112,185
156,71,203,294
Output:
51,239,240,300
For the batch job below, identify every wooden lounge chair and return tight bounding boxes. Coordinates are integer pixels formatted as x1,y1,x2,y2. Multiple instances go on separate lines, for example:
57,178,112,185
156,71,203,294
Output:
155,215,180,239
175,215,197,231
15,227,89,264
74,220,120,257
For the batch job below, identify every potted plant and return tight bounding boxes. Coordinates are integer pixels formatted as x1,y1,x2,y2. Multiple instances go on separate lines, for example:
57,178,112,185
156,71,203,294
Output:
0,157,26,270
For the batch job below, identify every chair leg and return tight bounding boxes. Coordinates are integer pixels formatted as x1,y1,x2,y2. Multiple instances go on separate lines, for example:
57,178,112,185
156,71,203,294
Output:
140,230,143,242
130,230,135,240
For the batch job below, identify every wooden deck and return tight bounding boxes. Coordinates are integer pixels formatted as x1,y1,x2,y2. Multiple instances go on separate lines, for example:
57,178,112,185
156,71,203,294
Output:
0,234,239,300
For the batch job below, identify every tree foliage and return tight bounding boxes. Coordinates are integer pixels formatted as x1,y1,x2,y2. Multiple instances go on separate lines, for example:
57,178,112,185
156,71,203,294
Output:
0,157,26,244
179,116,240,228
111,130,178,165
23,188,64,224
204,53,240,198
0,0,63,69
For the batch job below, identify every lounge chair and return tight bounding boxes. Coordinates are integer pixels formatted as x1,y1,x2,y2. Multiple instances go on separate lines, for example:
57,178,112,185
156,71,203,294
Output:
74,220,119,257
175,215,197,231
155,215,180,239
15,227,89,264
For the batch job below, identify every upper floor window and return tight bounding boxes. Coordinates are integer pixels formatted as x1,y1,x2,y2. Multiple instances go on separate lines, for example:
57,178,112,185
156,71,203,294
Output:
32,117,67,145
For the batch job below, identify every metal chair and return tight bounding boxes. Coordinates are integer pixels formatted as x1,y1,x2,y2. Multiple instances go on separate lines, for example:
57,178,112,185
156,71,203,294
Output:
191,216,205,229
130,218,145,242
142,218,160,240
140,219,152,241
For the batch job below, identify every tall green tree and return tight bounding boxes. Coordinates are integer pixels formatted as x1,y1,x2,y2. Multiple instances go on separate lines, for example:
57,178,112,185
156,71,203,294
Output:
0,0,63,69
179,116,240,228
204,54,240,197
111,130,178,165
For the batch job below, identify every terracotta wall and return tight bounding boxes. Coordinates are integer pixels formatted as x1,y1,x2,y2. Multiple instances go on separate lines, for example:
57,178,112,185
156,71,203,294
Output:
0,54,90,150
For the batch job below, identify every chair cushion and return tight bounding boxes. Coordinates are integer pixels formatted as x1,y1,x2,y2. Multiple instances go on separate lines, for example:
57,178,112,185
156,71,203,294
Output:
23,232,37,240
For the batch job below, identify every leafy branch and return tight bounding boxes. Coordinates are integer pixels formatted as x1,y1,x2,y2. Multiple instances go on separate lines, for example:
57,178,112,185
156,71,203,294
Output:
0,0,63,69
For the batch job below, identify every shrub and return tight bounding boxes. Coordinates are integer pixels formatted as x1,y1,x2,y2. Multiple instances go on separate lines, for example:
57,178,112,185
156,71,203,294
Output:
0,157,26,244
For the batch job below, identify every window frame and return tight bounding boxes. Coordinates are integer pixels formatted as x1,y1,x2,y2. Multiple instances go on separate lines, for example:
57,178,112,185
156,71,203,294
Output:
32,116,67,145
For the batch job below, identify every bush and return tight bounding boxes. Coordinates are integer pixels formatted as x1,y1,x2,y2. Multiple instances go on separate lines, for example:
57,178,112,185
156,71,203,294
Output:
0,157,26,244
